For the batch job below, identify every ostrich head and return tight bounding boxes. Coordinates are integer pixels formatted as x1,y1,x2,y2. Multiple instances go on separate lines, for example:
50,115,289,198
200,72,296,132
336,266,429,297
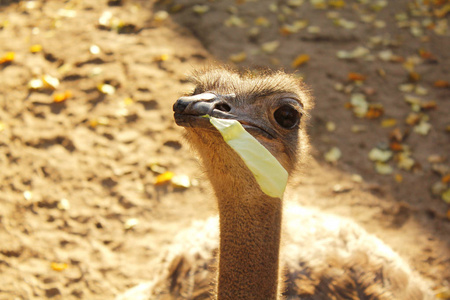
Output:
173,67,312,177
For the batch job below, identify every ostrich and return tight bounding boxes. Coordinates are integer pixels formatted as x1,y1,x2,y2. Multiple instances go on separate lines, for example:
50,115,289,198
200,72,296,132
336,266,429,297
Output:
117,67,433,300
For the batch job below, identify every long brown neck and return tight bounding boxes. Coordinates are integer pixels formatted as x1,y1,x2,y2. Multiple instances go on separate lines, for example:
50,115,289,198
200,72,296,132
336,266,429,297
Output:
217,193,282,300
203,157,283,300
189,133,286,299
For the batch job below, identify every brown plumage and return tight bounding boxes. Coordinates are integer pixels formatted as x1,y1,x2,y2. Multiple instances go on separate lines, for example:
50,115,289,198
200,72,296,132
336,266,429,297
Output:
117,67,434,300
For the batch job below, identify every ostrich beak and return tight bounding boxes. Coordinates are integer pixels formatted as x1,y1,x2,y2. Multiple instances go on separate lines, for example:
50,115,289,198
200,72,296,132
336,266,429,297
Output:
173,92,236,129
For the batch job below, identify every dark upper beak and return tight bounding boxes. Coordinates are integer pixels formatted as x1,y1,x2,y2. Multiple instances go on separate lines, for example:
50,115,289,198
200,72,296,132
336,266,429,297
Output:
173,92,235,128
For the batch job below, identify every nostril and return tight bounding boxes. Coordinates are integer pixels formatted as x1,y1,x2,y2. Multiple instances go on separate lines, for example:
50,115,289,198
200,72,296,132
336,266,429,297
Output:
214,102,231,113
173,98,190,113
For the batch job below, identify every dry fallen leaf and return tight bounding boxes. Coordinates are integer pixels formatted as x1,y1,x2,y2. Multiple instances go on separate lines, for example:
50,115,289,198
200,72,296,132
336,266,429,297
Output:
23,190,33,201
42,74,60,90
428,154,446,164
397,152,415,171
124,218,139,230
326,121,336,132
30,44,42,53
365,104,384,119
409,71,420,82
399,83,415,93
0,51,14,64
53,90,72,103
51,262,68,271
291,54,310,68
229,52,247,63
375,162,393,175
381,118,397,128
337,46,370,60
28,78,44,90
348,72,367,81
153,10,169,22
328,0,345,8
434,80,450,88
350,93,368,118
421,100,437,110
390,142,404,152
154,171,174,185
431,181,448,196
442,174,450,184
154,54,169,62
225,15,246,27
369,148,393,163
148,161,166,174
98,83,115,95
57,198,70,210
171,174,191,189
414,121,432,135
405,113,421,125
443,189,450,204
351,174,363,183
90,45,101,55
351,124,367,133
307,26,321,33
261,41,280,54
254,16,270,27
279,20,308,35
89,117,109,128
325,147,342,163
192,5,209,14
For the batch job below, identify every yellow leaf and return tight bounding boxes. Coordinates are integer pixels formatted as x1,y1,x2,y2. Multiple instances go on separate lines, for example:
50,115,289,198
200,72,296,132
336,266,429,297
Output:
368,148,393,163
254,17,270,27
328,0,345,8
124,97,134,106
153,11,169,22
375,162,393,175
324,147,342,163
326,121,336,132
192,5,209,14
409,71,420,82
154,54,169,62
229,52,247,63
394,174,403,183
413,121,432,135
209,117,288,198
30,44,42,53
154,171,174,185
443,189,450,204
0,52,15,64
261,41,280,54
42,74,60,89
381,118,397,128
51,262,68,271
124,218,139,230
53,90,72,103
98,83,115,95
291,54,310,68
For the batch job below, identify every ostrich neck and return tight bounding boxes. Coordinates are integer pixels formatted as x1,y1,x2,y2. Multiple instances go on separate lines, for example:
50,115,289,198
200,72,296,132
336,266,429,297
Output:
209,165,283,300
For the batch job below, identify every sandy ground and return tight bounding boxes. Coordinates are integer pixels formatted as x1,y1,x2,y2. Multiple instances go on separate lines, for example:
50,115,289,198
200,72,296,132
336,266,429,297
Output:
0,0,449,299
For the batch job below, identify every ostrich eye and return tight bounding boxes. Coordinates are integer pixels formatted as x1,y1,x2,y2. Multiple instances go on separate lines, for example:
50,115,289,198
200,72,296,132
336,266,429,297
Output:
274,105,300,129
